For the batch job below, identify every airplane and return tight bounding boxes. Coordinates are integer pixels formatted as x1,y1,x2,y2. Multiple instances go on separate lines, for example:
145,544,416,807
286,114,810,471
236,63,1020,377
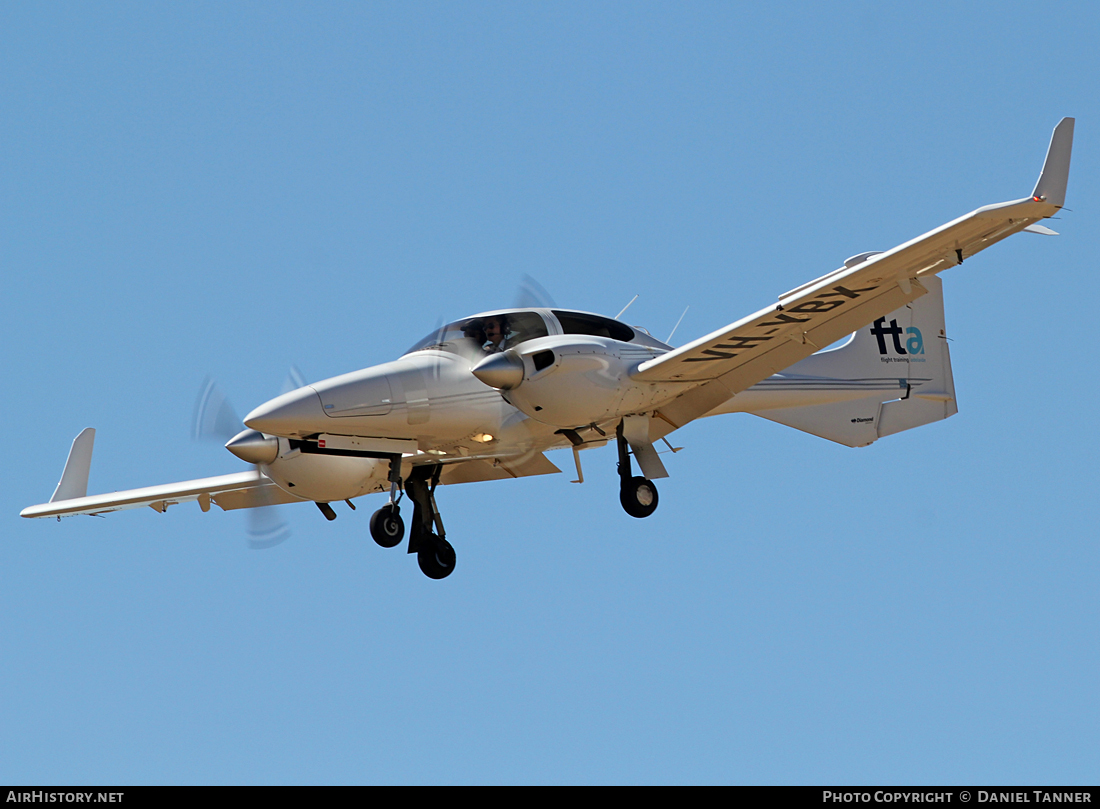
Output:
21,118,1075,580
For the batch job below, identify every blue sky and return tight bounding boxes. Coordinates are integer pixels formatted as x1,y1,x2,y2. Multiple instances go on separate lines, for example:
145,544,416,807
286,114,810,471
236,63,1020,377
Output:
2,2,1097,784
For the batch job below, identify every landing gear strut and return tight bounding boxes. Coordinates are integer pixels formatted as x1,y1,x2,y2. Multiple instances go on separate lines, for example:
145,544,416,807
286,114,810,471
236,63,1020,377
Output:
404,463,456,580
367,458,455,579
617,421,658,518
369,455,405,548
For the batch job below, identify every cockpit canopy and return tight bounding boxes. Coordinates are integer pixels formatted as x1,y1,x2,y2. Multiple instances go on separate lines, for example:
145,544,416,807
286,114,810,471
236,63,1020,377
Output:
405,311,551,360
404,309,665,359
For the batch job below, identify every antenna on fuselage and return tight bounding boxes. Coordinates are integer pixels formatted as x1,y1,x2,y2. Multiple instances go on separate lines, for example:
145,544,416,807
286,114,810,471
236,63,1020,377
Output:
666,306,689,344
615,295,639,320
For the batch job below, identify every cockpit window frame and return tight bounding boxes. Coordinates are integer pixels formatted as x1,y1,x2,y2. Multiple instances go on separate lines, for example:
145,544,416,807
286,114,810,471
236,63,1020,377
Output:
404,310,553,359
551,310,636,343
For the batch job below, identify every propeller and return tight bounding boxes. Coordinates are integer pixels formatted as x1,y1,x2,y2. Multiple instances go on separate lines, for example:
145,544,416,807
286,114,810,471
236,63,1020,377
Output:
426,275,559,377
280,365,306,395
191,370,304,549
513,273,557,309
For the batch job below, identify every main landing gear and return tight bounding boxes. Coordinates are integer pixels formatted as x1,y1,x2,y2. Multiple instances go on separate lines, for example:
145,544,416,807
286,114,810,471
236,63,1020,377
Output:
367,457,455,580
404,463,456,580
617,420,659,519
620,476,658,518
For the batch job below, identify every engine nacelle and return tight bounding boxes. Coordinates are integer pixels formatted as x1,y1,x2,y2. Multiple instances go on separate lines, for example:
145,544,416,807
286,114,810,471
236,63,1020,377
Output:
474,335,640,428
261,438,387,503
227,428,388,502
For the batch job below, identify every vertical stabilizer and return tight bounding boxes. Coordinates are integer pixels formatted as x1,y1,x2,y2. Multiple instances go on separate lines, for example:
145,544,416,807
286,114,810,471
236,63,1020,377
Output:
49,428,96,502
714,277,958,446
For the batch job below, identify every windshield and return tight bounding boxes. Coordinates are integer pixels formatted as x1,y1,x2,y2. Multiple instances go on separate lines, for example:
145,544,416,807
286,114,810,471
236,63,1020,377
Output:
552,310,635,342
405,311,550,359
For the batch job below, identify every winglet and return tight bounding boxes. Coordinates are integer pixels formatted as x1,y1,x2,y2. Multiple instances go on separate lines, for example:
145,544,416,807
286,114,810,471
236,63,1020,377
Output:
1031,117,1074,209
49,428,96,502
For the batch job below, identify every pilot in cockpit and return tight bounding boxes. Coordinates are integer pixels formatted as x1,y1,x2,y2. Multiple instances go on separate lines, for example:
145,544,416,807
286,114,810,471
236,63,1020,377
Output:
481,315,510,353
462,319,487,351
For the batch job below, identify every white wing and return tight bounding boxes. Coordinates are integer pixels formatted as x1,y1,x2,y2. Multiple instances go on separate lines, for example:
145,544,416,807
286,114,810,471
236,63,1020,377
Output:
21,468,306,519
437,453,561,485
21,428,559,519
636,118,1073,429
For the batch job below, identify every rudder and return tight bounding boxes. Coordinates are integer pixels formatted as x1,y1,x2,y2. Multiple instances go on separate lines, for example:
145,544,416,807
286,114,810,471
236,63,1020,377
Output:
717,276,958,446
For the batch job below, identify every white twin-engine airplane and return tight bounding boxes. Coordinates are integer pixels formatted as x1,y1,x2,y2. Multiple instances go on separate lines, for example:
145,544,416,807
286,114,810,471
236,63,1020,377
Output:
23,119,1074,579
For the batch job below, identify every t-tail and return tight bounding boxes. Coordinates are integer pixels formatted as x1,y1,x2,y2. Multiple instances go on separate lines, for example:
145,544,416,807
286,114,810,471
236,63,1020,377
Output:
711,275,958,447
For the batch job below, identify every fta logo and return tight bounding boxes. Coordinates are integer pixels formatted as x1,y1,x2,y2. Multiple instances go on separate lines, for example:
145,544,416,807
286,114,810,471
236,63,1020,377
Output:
870,318,924,355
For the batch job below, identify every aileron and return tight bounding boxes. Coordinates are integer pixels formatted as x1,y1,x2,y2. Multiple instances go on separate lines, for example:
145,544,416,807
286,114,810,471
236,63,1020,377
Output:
21,470,305,519
633,117,1072,391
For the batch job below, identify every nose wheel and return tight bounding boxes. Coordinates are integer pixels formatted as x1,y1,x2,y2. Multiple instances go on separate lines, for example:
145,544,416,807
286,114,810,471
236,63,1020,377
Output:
369,503,404,548
367,457,455,579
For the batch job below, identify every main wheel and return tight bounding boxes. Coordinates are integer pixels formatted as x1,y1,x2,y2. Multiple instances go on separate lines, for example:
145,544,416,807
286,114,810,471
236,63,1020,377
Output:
620,476,659,518
417,535,456,580
370,504,405,548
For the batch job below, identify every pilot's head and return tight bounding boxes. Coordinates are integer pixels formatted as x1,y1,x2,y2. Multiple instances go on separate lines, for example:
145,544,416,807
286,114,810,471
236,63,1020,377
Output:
463,319,486,344
483,315,509,349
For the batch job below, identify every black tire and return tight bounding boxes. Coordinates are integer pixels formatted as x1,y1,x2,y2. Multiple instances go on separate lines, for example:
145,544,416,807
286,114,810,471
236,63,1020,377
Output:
417,535,456,580
620,476,658,518
370,504,405,548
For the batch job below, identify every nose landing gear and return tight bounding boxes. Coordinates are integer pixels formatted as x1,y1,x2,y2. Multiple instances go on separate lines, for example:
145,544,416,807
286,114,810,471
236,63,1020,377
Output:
368,458,455,579
369,503,404,548
369,455,406,548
